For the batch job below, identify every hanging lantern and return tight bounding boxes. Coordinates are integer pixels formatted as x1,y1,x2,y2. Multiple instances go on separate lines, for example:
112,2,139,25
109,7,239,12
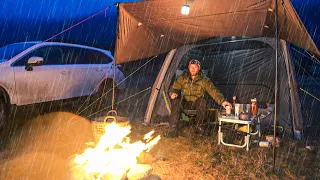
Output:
181,4,190,15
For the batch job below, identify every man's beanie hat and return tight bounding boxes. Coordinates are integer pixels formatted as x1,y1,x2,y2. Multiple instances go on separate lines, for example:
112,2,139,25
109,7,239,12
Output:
189,59,201,69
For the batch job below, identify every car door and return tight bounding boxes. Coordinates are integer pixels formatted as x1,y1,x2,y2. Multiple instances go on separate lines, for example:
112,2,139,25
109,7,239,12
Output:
12,45,72,105
64,46,112,97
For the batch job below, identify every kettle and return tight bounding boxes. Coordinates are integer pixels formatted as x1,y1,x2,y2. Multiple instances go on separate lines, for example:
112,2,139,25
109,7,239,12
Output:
239,112,251,120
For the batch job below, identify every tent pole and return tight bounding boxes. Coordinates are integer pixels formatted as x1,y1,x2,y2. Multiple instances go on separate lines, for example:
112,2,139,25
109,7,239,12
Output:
282,40,304,139
273,0,279,171
112,61,116,110
144,49,176,124
112,2,120,111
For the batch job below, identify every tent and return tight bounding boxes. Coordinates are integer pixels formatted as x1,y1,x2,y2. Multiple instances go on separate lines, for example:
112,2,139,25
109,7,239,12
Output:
114,0,320,138
146,37,302,137
115,0,319,63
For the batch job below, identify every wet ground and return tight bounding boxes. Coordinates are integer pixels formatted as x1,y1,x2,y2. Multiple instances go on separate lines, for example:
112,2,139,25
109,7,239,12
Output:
0,100,319,179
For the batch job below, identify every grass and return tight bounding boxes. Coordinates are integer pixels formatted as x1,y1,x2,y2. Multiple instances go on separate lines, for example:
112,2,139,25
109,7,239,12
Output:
133,121,320,180
0,107,319,179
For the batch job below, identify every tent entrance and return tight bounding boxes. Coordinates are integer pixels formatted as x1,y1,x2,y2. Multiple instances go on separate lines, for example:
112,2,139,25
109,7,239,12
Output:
145,37,302,138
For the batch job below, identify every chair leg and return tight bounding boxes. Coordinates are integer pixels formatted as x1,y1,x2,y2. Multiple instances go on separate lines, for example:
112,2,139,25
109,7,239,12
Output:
218,121,222,145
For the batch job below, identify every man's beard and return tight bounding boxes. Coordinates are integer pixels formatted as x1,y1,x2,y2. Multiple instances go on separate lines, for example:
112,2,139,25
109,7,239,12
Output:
190,71,197,76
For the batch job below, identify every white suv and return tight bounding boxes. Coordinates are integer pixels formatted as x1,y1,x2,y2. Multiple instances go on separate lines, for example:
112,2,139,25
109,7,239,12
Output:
0,42,126,126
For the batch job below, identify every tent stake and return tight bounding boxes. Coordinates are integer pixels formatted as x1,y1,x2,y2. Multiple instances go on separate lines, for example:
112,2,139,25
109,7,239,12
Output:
273,0,279,172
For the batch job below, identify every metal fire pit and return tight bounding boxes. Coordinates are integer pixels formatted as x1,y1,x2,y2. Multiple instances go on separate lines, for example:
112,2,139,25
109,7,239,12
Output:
92,110,130,143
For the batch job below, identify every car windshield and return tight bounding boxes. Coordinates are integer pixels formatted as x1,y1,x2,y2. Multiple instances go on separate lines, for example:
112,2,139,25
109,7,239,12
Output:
0,42,39,60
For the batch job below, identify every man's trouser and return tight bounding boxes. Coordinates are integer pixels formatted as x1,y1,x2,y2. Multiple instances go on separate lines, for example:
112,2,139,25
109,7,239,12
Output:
169,97,207,129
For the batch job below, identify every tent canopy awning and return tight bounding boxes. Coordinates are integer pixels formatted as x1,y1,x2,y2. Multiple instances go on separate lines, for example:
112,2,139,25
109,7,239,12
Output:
115,0,320,63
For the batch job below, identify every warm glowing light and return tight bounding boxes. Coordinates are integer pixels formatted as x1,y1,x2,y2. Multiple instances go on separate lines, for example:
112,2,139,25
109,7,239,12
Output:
72,122,161,179
181,4,190,15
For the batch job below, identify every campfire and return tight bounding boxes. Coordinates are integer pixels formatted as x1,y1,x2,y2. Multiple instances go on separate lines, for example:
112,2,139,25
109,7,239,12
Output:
68,122,161,180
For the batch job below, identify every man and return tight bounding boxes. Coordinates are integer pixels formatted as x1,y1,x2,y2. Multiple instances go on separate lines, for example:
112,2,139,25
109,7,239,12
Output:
166,59,232,137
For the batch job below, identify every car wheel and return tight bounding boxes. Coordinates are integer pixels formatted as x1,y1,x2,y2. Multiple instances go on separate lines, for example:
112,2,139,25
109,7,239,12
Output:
0,99,8,129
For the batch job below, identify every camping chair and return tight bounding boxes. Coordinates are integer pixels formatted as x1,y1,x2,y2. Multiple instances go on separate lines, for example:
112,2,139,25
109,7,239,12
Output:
180,108,219,134
180,109,197,122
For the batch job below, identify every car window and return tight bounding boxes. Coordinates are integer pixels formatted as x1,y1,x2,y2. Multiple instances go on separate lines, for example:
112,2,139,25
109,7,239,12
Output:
68,47,112,64
14,46,68,66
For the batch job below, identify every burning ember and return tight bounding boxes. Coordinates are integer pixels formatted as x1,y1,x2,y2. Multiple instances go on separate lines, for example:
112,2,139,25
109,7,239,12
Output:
69,122,161,180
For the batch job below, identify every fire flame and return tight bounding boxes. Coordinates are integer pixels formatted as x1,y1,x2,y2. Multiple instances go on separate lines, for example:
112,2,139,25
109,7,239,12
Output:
72,122,161,179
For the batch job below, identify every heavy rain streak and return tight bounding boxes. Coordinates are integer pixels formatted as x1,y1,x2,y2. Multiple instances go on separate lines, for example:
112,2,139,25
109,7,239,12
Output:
0,0,319,179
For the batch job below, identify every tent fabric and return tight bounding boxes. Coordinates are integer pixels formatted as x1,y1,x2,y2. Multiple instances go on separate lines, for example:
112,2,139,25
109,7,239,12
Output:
115,0,320,63
152,37,301,131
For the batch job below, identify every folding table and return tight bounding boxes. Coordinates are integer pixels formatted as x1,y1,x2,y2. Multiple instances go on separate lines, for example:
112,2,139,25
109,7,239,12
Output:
217,116,260,151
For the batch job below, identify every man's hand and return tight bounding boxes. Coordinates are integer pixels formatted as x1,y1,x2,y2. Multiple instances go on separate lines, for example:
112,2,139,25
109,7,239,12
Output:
170,93,178,99
221,101,232,109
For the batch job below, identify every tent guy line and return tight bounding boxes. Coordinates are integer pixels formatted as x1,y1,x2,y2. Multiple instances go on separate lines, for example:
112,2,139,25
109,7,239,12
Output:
300,88,320,103
290,47,320,65
74,55,158,116
305,50,320,64
85,87,152,119
56,55,158,132
292,60,320,88
43,6,111,43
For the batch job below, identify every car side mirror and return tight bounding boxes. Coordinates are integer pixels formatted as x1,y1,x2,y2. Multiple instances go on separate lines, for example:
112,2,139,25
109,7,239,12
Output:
25,56,43,71
116,64,123,72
